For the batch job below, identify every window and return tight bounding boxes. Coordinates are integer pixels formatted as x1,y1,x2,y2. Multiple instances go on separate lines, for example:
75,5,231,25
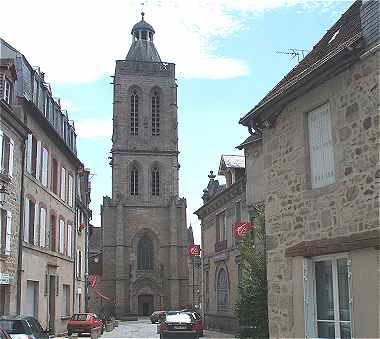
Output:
60,167,66,201
137,237,153,270
24,198,36,245
59,219,65,254
152,168,160,196
26,134,40,178
68,174,74,207
0,209,11,255
61,284,70,316
130,167,139,196
39,206,46,248
50,214,56,252
217,268,229,307
52,158,58,194
304,255,352,339
67,224,73,257
308,104,335,189
216,211,226,242
41,147,48,187
44,94,49,118
0,285,10,315
152,91,160,136
130,90,139,135
0,132,14,177
76,250,82,278
3,78,12,104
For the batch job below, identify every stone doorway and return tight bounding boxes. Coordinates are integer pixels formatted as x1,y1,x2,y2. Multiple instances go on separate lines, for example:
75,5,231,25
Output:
138,294,154,316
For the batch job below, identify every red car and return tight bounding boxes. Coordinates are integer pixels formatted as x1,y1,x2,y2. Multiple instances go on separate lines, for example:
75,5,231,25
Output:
184,311,203,337
67,313,104,336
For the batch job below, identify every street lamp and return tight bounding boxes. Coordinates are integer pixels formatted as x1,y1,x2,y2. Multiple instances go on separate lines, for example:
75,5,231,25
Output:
0,184,9,206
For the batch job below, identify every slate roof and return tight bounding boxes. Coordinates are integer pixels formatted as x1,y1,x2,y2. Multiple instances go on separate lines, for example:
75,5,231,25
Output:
132,19,155,34
220,155,245,169
126,40,162,62
240,0,364,125
236,131,263,150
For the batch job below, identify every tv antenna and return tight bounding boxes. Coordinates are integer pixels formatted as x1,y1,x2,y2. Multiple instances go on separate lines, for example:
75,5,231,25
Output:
276,48,308,63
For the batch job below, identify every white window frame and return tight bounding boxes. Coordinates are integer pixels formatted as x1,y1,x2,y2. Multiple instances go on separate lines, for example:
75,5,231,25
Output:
68,174,74,207
67,224,72,257
39,206,47,248
41,147,49,187
60,167,66,201
0,208,12,255
304,254,353,339
0,131,14,177
59,219,65,254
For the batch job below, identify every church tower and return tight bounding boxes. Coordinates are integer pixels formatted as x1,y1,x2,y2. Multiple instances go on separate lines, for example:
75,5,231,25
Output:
101,12,190,317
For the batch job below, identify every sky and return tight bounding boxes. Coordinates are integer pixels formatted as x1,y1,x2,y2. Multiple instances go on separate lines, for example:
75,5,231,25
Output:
1,0,352,244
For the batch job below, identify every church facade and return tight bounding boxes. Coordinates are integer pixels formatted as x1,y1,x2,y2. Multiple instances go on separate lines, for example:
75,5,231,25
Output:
101,13,190,317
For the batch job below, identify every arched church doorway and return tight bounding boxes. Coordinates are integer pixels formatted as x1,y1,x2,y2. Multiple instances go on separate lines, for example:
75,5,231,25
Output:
138,294,154,316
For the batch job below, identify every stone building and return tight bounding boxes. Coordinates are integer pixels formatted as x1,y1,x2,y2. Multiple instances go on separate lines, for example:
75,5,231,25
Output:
239,1,379,338
0,59,29,315
186,225,201,309
0,38,91,335
101,13,189,317
88,226,103,314
194,155,248,333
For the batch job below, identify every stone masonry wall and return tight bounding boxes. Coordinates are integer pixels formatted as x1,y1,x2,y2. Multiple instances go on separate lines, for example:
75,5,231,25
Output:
262,50,379,337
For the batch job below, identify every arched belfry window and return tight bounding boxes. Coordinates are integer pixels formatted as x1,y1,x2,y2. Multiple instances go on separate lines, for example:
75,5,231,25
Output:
137,237,153,270
130,167,139,196
152,168,160,196
152,91,160,136
131,90,139,135
217,268,229,307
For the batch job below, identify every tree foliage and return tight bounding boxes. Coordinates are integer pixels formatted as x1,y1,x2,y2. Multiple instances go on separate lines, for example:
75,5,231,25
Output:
235,206,269,339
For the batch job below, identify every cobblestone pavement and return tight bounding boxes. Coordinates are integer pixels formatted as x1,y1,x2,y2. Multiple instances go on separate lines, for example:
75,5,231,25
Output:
57,318,234,339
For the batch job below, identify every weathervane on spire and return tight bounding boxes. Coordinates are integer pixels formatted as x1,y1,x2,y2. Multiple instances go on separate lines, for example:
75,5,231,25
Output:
141,2,145,20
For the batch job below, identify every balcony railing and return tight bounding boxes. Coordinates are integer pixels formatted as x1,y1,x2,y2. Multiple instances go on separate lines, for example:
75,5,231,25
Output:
215,240,227,253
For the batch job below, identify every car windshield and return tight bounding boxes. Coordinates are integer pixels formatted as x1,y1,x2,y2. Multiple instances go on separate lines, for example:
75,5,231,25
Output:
27,318,44,334
166,313,193,323
0,320,31,335
71,314,89,321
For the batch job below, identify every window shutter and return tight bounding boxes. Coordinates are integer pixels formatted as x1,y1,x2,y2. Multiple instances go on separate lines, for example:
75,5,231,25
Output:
5,211,12,255
36,140,41,180
24,199,30,242
304,258,317,338
76,249,79,276
8,138,14,177
34,203,39,246
308,105,335,188
26,134,32,174
40,207,46,248
0,131,3,172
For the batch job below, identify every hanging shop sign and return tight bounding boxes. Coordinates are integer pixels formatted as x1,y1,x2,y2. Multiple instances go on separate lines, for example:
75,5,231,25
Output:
188,244,201,256
234,221,252,240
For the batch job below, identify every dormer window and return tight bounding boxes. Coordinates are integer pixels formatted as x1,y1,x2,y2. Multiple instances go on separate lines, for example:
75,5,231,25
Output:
3,77,12,105
141,31,147,40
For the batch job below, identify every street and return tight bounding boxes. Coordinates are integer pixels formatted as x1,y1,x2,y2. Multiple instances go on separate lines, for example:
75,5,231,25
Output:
101,318,234,338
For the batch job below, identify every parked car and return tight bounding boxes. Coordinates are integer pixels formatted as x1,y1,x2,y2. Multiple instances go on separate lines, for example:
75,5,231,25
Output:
159,312,199,339
150,311,166,324
0,316,50,339
182,311,203,337
67,313,103,336
0,327,12,339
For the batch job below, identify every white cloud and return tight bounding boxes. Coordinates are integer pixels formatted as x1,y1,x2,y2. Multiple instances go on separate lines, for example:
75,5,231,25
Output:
1,0,339,83
75,118,112,139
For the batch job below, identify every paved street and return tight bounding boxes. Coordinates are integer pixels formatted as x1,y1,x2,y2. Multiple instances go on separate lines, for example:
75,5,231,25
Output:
101,318,234,338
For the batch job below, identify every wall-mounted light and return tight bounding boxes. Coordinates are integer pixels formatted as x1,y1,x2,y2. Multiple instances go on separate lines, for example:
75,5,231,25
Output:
0,184,9,206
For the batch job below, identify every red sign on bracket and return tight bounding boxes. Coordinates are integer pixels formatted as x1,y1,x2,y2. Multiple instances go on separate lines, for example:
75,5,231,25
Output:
234,222,252,240
188,244,201,256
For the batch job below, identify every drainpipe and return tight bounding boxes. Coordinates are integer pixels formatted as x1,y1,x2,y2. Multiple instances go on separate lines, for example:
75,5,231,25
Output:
16,139,26,314
72,169,79,315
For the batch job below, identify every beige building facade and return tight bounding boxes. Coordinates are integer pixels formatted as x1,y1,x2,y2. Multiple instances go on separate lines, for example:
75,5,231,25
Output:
0,60,29,316
195,156,248,333
101,14,189,318
1,38,91,335
239,1,379,338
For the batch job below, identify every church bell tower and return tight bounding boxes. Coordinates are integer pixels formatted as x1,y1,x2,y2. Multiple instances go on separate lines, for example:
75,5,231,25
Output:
101,12,190,317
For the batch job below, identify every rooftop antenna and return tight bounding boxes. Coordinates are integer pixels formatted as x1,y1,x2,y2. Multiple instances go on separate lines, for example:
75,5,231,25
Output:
140,1,145,19
276,48,308,63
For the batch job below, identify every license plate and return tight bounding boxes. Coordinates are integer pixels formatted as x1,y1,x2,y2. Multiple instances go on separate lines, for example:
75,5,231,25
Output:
174,325,186,330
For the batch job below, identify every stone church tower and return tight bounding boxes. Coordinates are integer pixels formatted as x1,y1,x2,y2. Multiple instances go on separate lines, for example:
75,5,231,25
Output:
101,13,189,317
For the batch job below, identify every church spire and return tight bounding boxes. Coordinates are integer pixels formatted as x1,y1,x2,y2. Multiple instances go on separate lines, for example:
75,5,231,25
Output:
126,11,161,62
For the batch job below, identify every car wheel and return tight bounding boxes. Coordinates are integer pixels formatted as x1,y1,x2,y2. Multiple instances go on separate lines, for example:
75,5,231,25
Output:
68,330,72,336
151,320,155,324
200,330,204,337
